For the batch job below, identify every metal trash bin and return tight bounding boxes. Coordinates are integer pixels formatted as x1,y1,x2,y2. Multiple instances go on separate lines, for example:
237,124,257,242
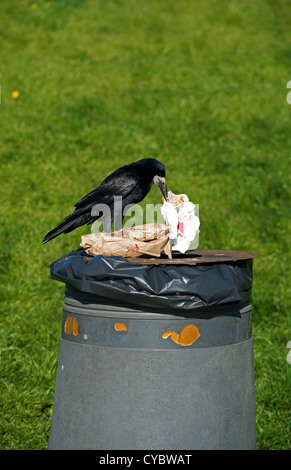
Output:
48,249,257,450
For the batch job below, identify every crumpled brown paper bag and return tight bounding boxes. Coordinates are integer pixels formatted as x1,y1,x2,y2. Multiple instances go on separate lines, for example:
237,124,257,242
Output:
80,223,172,258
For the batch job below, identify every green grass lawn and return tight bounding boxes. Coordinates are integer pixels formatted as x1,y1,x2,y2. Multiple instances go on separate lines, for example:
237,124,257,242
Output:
0,0,290,450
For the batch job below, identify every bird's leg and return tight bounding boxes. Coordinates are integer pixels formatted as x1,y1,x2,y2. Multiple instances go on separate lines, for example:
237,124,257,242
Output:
103,215,112,233
111,195,124,232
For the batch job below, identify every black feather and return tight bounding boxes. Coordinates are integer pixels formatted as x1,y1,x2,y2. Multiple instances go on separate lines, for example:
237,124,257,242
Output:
43,158,166,243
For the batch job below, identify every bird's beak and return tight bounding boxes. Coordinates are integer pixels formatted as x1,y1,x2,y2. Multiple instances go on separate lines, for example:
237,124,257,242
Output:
153,175,168,199
161,180,168,199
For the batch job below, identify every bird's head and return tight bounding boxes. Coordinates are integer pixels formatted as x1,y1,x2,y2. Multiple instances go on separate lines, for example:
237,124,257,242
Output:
148,159,168,199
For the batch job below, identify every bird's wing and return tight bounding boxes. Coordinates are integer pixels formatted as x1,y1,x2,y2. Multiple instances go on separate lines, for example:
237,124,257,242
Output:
74,170,140,210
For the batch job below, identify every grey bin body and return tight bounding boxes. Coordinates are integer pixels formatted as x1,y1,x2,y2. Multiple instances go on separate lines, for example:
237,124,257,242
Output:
48,250,257,450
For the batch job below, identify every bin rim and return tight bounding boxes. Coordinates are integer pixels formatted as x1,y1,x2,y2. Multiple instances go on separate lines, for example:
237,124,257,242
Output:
50,249,256,313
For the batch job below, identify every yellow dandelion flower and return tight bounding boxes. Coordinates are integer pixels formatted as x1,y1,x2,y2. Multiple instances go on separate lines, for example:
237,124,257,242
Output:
31,3,38,9
12,91,20,99
45,2,51,7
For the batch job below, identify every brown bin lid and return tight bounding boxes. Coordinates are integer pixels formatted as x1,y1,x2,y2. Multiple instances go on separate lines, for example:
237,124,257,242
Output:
128,249,258,266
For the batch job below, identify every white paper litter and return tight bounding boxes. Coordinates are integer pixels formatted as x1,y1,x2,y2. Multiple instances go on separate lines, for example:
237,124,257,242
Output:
161,191,200,253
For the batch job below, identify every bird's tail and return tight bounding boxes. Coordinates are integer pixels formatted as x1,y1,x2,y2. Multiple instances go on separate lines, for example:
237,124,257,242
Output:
43,206,92,243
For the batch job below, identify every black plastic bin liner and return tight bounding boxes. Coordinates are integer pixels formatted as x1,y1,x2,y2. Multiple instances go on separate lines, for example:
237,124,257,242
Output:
50,249,253,313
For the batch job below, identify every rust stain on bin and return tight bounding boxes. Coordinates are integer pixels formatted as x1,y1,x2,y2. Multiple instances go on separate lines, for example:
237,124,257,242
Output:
114,322,128,332
162,324,200,346
64,316,81,336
